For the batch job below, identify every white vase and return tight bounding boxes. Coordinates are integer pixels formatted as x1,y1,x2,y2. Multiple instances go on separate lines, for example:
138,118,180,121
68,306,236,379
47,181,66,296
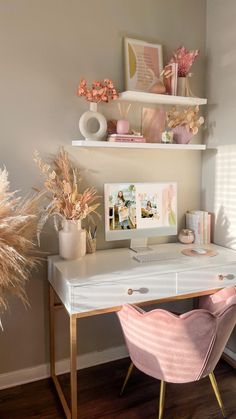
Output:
177,77,187,96
59,220,86,260
79,102,107,141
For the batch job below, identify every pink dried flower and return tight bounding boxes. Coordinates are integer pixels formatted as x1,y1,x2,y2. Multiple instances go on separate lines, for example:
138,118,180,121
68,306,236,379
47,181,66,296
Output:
77,78,119,103
101,94,108,102
80,79,86,87
77,87,85,95
169,46,199,77
92,81,102,88
104,79,114,88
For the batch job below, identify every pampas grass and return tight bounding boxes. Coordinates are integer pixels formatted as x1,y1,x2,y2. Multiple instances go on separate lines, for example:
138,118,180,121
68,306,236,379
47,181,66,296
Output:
34,148,100,241
0,167,41,312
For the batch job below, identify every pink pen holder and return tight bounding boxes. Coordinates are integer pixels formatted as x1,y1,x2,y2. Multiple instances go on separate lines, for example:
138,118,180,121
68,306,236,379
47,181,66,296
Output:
116,119,130,135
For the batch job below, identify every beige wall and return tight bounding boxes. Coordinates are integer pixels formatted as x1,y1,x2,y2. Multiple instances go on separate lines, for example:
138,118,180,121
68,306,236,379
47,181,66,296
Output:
0,0,206,376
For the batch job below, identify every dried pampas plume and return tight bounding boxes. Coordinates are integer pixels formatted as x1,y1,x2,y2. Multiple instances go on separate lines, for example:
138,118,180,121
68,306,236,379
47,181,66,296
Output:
34,147,100,242
0,167,41,312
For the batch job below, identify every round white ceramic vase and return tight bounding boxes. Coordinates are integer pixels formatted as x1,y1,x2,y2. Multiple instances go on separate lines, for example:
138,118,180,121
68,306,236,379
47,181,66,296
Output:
79,102,107,141
59,219,86,260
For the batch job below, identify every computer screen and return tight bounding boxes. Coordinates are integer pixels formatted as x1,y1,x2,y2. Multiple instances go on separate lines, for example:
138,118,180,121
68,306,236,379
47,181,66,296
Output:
104,182,177,241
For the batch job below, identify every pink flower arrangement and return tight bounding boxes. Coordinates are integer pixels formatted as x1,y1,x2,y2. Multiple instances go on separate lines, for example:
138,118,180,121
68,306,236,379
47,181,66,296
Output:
169,46,199,77
77,78,119,103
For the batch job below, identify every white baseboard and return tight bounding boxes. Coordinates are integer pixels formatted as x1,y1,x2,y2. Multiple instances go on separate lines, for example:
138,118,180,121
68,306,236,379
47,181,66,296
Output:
224,346,236,361
0,345,128,390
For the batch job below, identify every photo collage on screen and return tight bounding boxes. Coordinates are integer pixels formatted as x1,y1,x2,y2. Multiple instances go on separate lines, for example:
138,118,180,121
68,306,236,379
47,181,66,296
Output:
107,183,176,231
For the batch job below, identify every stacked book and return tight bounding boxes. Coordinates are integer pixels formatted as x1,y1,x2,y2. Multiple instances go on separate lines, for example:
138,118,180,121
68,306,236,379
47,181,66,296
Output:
186,210,212,245
107,134,146,143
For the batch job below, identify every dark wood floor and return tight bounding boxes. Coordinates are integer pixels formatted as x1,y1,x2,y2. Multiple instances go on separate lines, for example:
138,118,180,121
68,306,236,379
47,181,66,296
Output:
0,358,236,418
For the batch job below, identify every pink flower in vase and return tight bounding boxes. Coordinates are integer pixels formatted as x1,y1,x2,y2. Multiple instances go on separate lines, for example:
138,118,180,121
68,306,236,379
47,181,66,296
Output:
169,46,199,77
77,78,119,103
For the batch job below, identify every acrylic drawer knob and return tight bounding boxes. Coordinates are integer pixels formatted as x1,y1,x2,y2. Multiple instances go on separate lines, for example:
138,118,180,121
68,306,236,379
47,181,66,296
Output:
218,274,235,281
127,287,149,295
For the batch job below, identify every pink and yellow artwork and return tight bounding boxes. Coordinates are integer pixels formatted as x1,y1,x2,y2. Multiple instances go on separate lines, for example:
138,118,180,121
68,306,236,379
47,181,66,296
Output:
125,38,165,93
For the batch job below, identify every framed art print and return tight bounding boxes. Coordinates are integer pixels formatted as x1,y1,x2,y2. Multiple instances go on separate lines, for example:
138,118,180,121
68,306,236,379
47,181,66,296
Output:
124,38,165,93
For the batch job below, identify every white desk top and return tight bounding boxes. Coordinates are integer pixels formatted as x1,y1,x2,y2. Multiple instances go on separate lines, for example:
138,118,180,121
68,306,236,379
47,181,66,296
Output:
48,243,236,316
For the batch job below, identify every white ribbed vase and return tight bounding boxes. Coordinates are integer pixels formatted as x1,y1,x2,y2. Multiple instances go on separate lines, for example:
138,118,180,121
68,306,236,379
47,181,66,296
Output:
59,220,86,260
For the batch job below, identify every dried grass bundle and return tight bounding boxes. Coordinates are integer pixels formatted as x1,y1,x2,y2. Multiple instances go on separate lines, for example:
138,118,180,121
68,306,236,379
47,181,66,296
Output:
34,148,100,240
0,167,41,312
167,106,204,135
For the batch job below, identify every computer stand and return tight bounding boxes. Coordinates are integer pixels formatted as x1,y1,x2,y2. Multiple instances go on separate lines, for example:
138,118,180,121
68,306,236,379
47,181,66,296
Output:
130,237,153,253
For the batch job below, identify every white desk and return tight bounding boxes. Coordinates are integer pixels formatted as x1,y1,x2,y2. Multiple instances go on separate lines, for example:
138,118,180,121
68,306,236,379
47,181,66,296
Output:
48,243,236,418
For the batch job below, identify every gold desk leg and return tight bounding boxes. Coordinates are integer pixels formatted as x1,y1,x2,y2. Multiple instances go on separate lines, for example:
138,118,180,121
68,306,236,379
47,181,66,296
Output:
70,314,78,419
120,362,134,396
49,285,73,419
49,285,56,377
158,381,166,419
209,372,226,418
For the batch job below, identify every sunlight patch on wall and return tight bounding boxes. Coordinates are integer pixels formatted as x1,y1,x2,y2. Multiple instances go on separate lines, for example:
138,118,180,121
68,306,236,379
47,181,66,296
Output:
214,145,236,249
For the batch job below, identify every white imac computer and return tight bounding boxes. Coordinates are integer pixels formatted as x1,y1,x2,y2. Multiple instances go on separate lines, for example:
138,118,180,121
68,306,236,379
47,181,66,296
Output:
104,182,177,252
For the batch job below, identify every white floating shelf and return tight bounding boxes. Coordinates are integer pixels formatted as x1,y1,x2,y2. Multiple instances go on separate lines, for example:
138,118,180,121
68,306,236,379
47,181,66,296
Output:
117,91,207,106
72,140,206,150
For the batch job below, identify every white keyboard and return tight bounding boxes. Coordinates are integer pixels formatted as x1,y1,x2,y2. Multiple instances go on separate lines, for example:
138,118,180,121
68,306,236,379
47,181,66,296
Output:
133,252,179,263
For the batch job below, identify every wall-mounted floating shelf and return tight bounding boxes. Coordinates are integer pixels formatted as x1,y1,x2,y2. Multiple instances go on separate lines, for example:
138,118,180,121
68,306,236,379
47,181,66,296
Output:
72,140,206,150
117,91,207,106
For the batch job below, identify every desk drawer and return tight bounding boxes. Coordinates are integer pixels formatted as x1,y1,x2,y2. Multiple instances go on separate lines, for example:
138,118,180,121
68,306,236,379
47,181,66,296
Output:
69,262,236,315
176,263,236,296
70,272,177,314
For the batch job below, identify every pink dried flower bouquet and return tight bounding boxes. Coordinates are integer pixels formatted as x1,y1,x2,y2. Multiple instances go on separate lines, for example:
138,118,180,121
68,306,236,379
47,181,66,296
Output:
77,78,119,103
169,46,199,77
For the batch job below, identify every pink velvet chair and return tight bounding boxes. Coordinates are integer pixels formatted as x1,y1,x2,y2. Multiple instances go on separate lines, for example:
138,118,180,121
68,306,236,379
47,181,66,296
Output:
117,286,236,419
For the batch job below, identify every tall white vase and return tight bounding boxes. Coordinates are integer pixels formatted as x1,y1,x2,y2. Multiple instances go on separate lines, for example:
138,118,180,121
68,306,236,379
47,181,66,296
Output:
177,77,187,96
59,220,86,260
79,102,107,141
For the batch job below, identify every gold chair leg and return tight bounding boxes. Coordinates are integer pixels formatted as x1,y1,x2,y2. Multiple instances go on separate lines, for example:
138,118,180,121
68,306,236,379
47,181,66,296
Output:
120,362,134,396
158,380,166,419
209,372,226,418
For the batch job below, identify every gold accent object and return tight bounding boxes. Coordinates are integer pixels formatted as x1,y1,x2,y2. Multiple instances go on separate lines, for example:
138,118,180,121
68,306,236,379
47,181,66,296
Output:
209,372,226,418
158,381,166,419
49,285,78,419
127,288,143,295
218,274,235,281
120,362,134,396
86,236,96,254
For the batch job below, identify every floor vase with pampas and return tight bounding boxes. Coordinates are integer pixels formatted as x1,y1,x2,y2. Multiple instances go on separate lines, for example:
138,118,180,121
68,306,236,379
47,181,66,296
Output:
0,167,41,316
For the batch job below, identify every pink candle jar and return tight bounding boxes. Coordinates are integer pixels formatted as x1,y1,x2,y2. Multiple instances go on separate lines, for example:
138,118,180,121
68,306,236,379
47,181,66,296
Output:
116,119,130,135
178,229,195,244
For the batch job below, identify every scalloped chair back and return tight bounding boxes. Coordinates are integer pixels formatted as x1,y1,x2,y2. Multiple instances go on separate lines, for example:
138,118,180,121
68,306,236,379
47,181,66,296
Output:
117,286,236,418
